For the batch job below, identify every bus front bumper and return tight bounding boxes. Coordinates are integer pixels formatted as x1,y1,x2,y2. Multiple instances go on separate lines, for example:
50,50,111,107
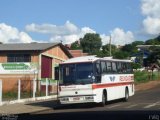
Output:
59,94,96,104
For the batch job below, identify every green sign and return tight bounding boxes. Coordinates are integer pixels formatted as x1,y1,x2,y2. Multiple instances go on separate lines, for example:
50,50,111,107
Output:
2,63,30,70
0,63,38,74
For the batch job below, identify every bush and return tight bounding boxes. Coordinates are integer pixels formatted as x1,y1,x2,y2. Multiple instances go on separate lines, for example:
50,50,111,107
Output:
134,71,149,83
134,70,160,83
131,63,141,70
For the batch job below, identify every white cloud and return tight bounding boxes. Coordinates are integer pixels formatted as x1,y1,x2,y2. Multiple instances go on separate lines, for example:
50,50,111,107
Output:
141,0,160,35
101,28,134,46
26,21,97,44
141,0,160,18
0,23,33,43
26,21,134,45
26,21,79,35
81,27,96,34
0,21,135,46
143,17,160,35
26,21,96,44
60,28,95,44
50,34,79,44
100,34,110,45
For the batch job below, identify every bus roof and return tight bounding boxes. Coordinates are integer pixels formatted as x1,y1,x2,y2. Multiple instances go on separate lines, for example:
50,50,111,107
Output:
61,56,132,64
61,55,99,64
101,57,132,62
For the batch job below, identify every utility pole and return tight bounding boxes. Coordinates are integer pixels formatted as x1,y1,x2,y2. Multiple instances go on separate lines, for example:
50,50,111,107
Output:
109,35,112,56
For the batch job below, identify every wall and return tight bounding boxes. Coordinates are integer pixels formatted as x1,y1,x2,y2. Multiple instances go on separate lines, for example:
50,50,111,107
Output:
41,45,70,79
0,51,39,92
42,46,69,60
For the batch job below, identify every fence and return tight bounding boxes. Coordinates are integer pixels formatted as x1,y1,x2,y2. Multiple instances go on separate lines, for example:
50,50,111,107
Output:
0,78,58,105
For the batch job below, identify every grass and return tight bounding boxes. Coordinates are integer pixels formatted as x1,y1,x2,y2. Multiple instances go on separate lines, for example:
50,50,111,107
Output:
134,70,160,84
2,91,17,101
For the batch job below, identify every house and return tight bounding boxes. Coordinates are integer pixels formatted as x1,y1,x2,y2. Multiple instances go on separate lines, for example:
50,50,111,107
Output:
0,42,72,92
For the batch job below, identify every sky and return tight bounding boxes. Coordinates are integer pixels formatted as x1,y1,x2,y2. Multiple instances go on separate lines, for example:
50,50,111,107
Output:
0,0,160,45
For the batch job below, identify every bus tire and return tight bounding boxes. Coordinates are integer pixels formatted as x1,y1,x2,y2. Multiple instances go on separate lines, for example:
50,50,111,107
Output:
124,87,129,102
100,91,107,107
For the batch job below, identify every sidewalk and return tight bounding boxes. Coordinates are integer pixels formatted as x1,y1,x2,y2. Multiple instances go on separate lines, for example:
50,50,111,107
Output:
0,98,58,114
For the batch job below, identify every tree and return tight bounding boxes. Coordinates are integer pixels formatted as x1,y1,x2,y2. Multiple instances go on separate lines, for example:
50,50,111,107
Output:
121,41,144,54
145,35,160,45
121,44,134,53
102,44,117,57
113,51,129,59
145,39,160,45
132,41,144,46
70,41,81,50
146,46,160,66
80,33,102,54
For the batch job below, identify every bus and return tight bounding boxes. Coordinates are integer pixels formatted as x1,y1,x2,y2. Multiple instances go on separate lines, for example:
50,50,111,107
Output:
57,56,134,106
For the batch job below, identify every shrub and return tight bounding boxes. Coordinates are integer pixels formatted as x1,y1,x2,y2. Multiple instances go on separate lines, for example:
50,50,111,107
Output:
134,70,160,83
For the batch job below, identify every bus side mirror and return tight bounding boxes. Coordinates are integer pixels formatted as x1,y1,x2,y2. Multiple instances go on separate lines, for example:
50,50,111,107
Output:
55,66,59,80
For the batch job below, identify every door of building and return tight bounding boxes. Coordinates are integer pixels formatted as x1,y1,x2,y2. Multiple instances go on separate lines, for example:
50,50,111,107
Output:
41,55,52,78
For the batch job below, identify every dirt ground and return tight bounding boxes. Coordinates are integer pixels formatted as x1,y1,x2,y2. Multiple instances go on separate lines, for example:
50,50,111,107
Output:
135,80,160,91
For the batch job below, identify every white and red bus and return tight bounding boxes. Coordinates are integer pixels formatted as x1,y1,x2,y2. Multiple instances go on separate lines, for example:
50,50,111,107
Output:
57,56,134,106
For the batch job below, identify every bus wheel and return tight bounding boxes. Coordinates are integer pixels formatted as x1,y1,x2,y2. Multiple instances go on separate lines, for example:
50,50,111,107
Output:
100,92,107,107
124,88,129,102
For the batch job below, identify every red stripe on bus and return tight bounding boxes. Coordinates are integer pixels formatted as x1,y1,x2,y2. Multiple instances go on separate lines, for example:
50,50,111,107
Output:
92,82,134,89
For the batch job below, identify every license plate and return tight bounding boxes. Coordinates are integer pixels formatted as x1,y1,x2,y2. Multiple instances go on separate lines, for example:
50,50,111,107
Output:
73,97,80,101
71,97,83,101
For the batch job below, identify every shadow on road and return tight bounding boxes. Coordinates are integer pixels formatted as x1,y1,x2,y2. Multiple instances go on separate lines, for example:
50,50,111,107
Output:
26,98,125,111
26,99,59,108
17,110,160,120
25,97,129,112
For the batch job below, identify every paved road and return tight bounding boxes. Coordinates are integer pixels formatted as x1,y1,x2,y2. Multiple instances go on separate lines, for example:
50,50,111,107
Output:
19,86,160,120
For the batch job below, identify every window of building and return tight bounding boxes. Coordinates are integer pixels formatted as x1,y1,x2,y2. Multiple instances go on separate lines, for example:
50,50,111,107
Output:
7,54,31,62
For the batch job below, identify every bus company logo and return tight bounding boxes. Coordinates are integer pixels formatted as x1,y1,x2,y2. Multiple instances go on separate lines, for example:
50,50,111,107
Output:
120,76,133,81
109,76,115,82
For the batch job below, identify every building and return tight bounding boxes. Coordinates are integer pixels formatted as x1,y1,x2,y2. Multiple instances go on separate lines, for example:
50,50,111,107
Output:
69,50,88,57
0,42,72,91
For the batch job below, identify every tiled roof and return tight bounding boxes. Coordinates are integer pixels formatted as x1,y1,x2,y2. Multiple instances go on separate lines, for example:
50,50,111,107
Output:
0,42,73,58
0,43,59,51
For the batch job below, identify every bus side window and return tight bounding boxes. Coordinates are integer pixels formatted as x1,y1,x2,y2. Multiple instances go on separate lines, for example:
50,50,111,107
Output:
106,61,112,73
95,61,101,83
127,63,133,73
96,63,101,75
112,62,117,73
117,62,122,74
122,63,127,73
101,61,107,73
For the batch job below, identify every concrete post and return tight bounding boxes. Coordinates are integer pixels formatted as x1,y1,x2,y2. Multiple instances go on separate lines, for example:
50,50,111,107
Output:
18,79,21,100
33,79,36,98
0,80,2,103
46,78,48,96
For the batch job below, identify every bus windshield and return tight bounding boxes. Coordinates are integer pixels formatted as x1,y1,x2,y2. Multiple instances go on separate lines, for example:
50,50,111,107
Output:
60,63,94,85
